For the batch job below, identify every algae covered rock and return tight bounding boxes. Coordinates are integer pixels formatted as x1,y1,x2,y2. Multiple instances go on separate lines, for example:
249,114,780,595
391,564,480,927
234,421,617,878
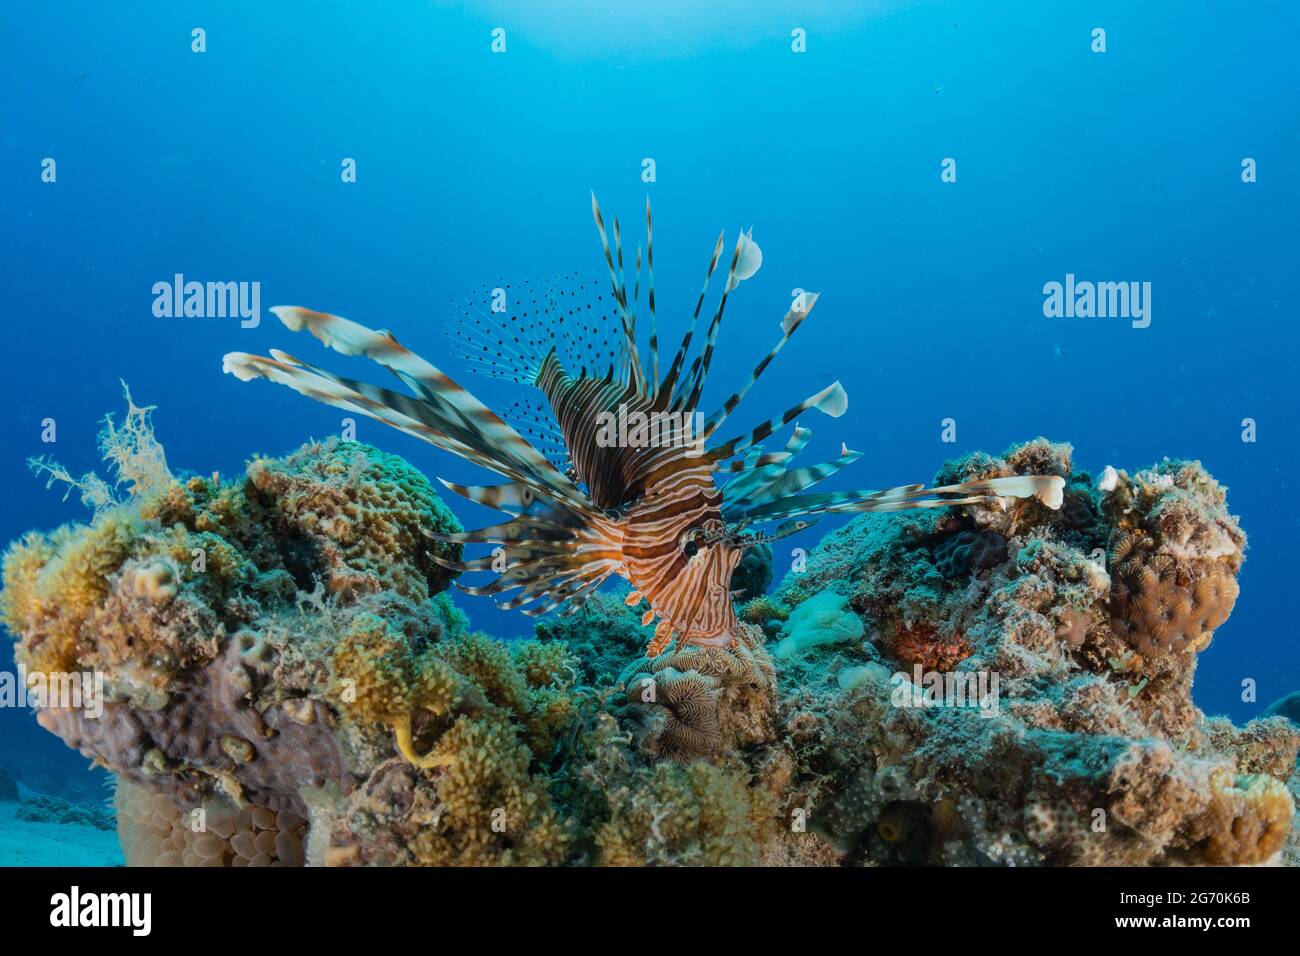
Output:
756,439,1295,867
4,409,1291,868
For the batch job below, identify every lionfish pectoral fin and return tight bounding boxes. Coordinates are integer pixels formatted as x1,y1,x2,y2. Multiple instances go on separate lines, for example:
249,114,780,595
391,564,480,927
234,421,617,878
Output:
708,380,848,464
227,306,588,512
737,474,1066,523
703,292,820,439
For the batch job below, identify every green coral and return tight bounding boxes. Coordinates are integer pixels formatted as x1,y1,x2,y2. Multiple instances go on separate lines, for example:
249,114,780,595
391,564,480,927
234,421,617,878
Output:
739,594,790,626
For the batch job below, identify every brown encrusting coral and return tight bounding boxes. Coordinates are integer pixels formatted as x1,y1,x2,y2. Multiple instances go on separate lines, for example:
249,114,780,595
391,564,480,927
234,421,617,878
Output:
1102,460,1243,663
2,409,1293,867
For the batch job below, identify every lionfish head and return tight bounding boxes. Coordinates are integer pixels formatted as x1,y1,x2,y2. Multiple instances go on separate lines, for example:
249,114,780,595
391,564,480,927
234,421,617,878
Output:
660,519,744,647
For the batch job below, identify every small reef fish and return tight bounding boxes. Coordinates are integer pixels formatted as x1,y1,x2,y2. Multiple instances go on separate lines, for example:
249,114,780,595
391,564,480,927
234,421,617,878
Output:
224,195,1063,655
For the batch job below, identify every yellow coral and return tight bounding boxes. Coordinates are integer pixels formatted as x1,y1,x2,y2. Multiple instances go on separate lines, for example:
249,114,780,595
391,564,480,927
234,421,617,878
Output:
2,512,138,675
1196,770,1294,865
739,595,789,626
0,531,57,635
329,613,463,734
409,714,571,866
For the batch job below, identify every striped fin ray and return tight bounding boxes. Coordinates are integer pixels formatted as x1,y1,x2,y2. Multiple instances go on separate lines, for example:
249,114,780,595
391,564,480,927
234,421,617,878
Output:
718,432,808,502
723,443,863,518
531,568,619,617
702,292,819,439
225,347,584,516
590,193,648,396
423,514,580,545
227,306,588,510
734,474,1068,523
706,380,848,464
673,230,748,413
428,499,624,616
656,228,726,407
497,559,619,613
225,350,542,488
645,198,659,399
718,427,816,511
437,478,571,518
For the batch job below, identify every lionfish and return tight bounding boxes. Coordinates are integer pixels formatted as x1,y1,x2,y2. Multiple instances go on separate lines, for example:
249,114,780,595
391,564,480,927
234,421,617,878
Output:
224,195,1063,656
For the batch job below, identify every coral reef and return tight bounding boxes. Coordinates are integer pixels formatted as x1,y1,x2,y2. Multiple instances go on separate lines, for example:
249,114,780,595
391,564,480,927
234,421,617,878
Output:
16,794,115,831
3,410,1293,867
614,623,777,763
755,439,1296,866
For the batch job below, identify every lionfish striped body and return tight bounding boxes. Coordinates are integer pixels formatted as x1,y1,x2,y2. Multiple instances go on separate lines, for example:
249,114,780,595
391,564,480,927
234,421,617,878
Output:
224,195,1064,655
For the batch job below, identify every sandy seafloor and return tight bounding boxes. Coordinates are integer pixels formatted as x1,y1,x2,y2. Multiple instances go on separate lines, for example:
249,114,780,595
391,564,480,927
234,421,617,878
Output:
0,798,123,867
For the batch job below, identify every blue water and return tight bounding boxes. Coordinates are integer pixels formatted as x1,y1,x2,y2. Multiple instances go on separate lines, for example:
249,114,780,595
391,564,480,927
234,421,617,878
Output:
2,0,1297,795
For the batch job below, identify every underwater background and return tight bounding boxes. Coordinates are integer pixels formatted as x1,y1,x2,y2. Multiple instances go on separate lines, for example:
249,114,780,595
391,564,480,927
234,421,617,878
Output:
1,0,1297,861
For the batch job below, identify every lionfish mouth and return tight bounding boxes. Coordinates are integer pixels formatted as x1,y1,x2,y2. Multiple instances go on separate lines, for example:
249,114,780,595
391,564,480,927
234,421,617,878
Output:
223,192,1065,656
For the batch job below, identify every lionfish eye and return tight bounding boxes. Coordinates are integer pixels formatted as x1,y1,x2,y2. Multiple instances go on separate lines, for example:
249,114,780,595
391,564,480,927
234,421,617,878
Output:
683,539,700,558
